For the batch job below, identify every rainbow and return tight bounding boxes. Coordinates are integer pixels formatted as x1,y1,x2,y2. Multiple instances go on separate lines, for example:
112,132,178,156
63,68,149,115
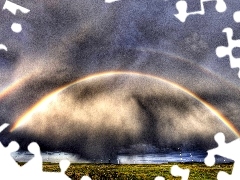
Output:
10,71,240,137
0,75,32,100
136,47,240,92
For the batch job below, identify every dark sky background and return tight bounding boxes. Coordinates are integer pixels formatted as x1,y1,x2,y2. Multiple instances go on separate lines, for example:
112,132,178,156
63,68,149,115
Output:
0,0,240,161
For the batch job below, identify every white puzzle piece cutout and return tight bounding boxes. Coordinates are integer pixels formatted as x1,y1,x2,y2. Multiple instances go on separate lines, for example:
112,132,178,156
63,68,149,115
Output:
233,11,240,23
1,1,30,51
3,0,30,15
175,0,226,22
0,123,75,180
205,132,240,180
154,176,165,180
81,175,92,180
215,28,240,78
171,165,190,180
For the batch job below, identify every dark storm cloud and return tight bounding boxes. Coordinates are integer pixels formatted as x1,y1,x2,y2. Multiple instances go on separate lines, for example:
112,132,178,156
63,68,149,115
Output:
0,0,240,161
0,0,237,100
0,0,119,87
4,76,236,161
0,0,239,83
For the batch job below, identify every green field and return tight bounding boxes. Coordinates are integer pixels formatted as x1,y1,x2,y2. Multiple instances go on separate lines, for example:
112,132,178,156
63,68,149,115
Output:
34,162,233,179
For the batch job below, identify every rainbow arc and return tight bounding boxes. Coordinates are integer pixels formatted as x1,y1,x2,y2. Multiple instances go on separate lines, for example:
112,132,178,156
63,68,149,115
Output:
9,71,240,137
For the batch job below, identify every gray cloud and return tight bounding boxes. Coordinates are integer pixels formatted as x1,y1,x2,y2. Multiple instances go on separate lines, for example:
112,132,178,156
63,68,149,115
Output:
7,75,236,160
0,0,240,161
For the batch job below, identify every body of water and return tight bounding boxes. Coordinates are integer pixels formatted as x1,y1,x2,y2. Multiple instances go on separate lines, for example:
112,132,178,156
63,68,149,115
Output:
11,150,233,164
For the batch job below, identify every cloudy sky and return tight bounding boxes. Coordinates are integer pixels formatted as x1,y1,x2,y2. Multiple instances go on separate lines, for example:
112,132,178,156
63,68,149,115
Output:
0,0,240,161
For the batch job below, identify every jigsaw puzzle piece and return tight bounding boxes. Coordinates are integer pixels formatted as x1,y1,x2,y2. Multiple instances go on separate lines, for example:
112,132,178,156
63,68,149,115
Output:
204,151,216,166
21,144,72,180
3,0,30,15
0,124,22,179
0,123,73,180
58,159,71,179
0,141,20,166
174,1,188,22
81,176,92,180
171,165,190,180
216,28,240,78
175,0,226,22
204,146,221,167
216,45,229,58
205,132,240,179
205,132,240,163
217,171,233,180
233,11,240,23
204,132,226,166
6,141,20,153
0,123,9,132
215,0,227,13
0,141,21,179
59,159,70,173
0,44,7,51
21,142,42,174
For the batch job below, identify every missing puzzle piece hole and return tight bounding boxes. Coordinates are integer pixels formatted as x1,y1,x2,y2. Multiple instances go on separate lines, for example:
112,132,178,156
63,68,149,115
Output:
232,47,240,59
81,176,92,180
233,11,240,23
154,176,165,180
